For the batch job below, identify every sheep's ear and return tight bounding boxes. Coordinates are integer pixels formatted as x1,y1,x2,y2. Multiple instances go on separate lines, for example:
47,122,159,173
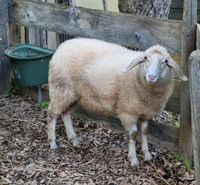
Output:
168,58,188,81
122,53,145,73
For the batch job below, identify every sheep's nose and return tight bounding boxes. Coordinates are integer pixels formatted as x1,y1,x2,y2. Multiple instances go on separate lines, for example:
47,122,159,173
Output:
148,74,156,81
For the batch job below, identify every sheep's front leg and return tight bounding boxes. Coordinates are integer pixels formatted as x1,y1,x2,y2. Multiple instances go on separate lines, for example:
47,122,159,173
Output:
47,112,58,149
61,112,79,147
128,123,139,167
141,121,152,161
119,114,139,167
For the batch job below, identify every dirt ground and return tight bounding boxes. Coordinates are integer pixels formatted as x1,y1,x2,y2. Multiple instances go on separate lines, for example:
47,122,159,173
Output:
0,95,196,185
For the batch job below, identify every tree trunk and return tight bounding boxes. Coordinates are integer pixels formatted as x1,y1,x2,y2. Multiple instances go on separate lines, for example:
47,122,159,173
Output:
118,0,172,19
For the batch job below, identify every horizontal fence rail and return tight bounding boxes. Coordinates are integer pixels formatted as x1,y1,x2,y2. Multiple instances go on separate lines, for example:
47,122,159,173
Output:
9,0,184,54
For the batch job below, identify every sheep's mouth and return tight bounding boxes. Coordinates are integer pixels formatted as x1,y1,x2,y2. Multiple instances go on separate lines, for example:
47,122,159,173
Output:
146,80,158,84
145,76,159,84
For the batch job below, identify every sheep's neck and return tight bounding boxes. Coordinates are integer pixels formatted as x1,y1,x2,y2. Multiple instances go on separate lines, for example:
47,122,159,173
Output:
133,69,174,113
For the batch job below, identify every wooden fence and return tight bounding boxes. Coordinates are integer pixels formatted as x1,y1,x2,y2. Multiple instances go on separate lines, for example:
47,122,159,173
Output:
189,24,200,184
0,0,199,179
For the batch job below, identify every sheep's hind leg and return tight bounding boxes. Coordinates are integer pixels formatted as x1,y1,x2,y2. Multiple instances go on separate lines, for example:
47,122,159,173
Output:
47,111,58,149
119,114,139,167
61,112,79,147
141,120,152,161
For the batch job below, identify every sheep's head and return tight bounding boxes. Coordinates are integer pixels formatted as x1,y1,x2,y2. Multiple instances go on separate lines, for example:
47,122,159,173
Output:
122,45,188,84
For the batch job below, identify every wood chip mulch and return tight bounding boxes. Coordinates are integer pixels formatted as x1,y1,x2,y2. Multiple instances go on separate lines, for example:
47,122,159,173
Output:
0,95,196,185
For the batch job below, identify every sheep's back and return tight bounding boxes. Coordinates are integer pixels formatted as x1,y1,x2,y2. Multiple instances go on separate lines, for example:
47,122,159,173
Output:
49,38,140,87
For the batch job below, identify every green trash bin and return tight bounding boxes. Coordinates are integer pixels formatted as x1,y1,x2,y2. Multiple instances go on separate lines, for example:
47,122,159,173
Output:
5,44,54,86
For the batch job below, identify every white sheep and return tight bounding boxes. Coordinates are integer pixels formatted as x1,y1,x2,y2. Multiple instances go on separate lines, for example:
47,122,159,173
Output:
47,38,187,167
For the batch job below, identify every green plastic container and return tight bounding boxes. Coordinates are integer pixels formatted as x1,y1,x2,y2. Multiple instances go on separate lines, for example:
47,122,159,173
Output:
5,44,54,86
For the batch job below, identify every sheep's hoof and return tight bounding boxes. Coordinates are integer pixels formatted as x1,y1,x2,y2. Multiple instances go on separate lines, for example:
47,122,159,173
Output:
70,137,80,148
129,157,139,168
144,152,153,161
50,142,59,150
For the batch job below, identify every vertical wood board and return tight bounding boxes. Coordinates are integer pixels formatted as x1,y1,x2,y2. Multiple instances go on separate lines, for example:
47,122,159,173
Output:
9,24,23,46
179,0,197,162
0,0,10,93
41,0,48,48
28,27,41,46
189,51,200,185
47,0,58,50
196,23,200,49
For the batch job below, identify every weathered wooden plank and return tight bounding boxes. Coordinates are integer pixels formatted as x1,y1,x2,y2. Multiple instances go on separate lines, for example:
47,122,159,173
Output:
9,24,21,46
20,26,26,44
40,0,48,48
9,0,184,54
9,24,26,46
27,0,41,47
28,27,41,46
179,0,197,163
197,23,200,49
0,38,2,90
0,0,10,94
41,29,48,48
46,0,58,50
27,0,45,46
189,50,200,185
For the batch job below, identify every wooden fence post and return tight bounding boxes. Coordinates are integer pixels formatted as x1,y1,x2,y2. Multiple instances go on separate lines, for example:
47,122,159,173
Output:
47,0,58,50
189,50,200,185
179,0,197,162
28,0,43,47
0,0,10,94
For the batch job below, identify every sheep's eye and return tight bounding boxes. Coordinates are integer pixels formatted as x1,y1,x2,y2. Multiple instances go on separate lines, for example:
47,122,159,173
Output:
144,56,147,60
165,59,168,64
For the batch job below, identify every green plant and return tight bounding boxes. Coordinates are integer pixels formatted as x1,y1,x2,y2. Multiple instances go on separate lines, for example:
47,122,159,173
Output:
6,84,19,97
171,154,191,171
167,112,180,128
183,159,191,171
171,154,184,161
38,101,49,109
